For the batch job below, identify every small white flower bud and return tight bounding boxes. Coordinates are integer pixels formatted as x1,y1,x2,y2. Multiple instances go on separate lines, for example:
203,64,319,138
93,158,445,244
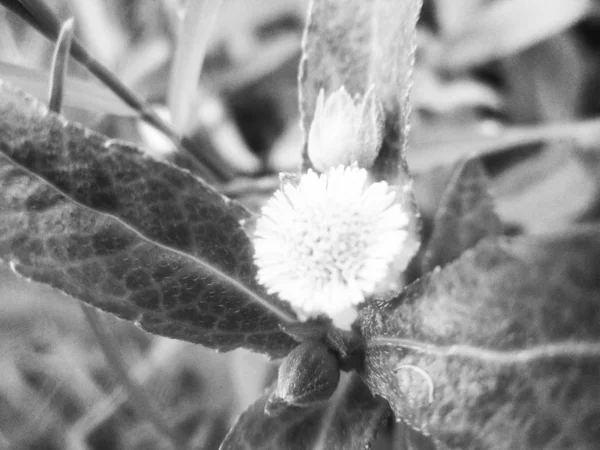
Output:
308,86,384,172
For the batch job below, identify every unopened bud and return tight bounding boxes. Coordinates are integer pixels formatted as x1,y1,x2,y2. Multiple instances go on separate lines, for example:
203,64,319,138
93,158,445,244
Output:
265,341,340,415
307,85,384,172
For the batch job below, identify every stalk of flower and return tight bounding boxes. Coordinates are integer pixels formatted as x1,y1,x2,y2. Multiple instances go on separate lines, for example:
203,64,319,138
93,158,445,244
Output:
253,86,411,328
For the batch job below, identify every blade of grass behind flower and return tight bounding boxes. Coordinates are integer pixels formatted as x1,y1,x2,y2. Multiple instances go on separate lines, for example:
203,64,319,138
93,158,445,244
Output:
66,0,127,68
166,0,242,178
168,0,223,131
11,0,178,139
0,61,134,115
2,0,230,181
48,18,74,113
0,10,22,61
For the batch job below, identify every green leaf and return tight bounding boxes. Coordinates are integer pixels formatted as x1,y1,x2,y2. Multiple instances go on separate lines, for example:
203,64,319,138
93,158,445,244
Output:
0,81,297,357
358,228,600,449
440,0,593,71
300,0,422,179
421,158,501,273
299,0,423,271
220,373,390,450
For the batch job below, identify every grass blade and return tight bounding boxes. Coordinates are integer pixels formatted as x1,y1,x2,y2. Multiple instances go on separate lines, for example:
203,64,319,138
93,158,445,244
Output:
2,0,231,181
48,17,74,113
168,0,223,131
0,61,133,115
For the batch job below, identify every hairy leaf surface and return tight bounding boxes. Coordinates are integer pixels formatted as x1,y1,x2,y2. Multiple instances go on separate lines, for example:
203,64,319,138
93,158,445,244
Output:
359,228,600,449
299,0,423,270
0,81,297,357
220,374,390,450
421,158,501,273
300,0,421,179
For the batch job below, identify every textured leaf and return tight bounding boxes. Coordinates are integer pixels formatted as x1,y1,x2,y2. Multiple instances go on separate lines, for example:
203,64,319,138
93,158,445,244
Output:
359,228,600,449
220,373,390,450
421,158,501,273
299,0,423,269
300,0,422,181
0,81,297,357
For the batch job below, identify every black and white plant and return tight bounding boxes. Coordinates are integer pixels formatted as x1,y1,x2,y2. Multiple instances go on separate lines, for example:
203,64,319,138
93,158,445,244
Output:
0,0,599,449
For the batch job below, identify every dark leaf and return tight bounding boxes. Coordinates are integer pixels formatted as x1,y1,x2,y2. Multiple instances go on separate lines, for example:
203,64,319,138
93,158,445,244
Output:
299,0,423,267
359,228,600,449
47,17,75,114
0,81,297,357
267,341,340,413
220,373,390,450
421,158,501,273
501,35,585,123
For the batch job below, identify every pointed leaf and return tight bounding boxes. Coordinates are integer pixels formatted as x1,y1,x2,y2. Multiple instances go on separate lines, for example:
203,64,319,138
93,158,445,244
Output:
441,0,593,71
421,158,501,273
48,18,75,114
168,0,223,130
299,0,423,273
0,81,297,357
359,228,600,449
300,0,422,182
220,373,390,450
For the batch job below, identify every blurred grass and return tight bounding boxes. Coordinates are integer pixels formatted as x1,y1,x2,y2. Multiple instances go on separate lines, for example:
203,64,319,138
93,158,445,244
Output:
2,0,600,448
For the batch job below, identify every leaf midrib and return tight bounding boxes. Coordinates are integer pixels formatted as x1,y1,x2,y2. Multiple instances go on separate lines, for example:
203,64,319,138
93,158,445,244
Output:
368,337,600,364
0,152,297,323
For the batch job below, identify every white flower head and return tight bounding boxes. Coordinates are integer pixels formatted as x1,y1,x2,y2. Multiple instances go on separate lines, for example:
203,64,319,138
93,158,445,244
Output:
308,85,384,172
253,165,410,323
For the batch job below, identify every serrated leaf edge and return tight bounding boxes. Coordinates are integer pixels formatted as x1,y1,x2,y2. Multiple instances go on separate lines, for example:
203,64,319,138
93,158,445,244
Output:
0,152,297,324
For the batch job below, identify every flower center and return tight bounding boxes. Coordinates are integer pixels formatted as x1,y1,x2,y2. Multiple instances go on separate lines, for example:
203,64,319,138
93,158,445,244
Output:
252,165,412,320
286,200,371,286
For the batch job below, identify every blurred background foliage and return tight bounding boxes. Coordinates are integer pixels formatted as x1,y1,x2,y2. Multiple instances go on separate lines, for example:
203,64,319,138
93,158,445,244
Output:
1,0,600,448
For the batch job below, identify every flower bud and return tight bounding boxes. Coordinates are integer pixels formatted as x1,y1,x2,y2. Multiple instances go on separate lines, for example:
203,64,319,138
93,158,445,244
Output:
265,341,340,415
307,85,384,172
